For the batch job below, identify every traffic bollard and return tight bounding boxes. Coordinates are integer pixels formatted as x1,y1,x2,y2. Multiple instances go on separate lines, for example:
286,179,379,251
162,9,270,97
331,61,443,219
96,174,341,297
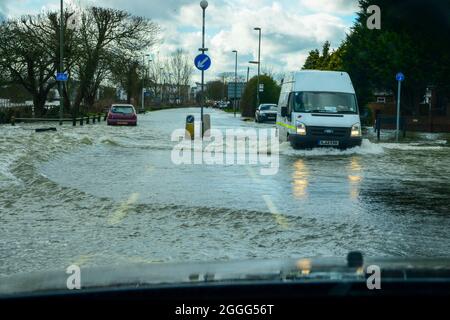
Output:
203,114,211,138
185,115,195,140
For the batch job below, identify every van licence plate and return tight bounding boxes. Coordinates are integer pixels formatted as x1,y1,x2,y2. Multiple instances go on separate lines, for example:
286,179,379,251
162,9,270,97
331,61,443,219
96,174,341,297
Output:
117,121,128,125
318,140,339,146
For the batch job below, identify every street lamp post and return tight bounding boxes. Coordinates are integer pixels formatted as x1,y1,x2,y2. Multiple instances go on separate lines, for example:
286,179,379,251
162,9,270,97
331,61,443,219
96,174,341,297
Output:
232,50,238,117
200,0,208,138
59,0,64,125
141,54,150,112
254,27,261,109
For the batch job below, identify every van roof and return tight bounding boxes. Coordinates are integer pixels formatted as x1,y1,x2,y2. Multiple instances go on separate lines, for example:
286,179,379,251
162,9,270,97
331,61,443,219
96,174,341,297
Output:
286,70,355,94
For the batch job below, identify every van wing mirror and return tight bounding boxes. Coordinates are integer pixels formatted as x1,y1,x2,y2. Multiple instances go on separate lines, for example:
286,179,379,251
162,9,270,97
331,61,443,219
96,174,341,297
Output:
281,106,287,117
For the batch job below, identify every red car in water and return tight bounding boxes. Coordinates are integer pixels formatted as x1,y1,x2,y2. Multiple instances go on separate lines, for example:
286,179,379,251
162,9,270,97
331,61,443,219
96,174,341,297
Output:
107,104,138,126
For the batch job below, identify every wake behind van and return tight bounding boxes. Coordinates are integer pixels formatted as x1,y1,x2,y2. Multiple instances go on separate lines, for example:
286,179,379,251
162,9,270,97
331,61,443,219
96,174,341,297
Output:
277,71,362,149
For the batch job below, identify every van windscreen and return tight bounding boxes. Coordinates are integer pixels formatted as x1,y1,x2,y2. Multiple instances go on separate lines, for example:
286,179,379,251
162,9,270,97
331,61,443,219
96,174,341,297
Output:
292,92,358,114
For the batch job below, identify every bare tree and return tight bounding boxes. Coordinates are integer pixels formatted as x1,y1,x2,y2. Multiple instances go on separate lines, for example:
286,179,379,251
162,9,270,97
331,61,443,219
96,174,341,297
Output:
109,54,140,104
146,56,165,101
261,65,275,78
72,6,160,115
218,72,235,83
167,49,193,103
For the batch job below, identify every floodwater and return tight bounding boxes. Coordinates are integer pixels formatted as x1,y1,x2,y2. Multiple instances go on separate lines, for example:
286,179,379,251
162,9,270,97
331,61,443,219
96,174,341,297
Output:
1,108,450,276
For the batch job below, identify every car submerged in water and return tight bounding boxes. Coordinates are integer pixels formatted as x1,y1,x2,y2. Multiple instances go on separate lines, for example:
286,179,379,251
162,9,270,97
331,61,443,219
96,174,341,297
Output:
107,104,138,126
277,71,362,150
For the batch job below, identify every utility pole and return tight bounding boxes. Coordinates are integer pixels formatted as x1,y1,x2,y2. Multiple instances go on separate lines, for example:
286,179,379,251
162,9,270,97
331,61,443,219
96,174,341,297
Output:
141,55,145,112
249,27,261,110
199,0,208,138
141,54,150,112
255,27,261,109
59,0,64,125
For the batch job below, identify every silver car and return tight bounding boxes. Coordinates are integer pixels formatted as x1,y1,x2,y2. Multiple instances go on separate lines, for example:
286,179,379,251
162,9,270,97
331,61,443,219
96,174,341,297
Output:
255,104,277,123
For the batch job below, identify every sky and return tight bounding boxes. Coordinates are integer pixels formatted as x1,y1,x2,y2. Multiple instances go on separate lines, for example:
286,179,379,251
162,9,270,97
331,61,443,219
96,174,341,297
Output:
0,0,359,83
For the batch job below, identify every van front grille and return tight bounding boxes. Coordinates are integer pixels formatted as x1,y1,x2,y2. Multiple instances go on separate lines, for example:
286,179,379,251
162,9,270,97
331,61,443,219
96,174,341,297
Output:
308,126,350,138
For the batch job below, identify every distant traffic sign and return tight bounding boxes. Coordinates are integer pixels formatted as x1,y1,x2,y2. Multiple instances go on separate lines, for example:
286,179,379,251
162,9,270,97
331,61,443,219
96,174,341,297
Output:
194,54,211,71
186,115,194,123
396,72,405,82
56,73,69,82
227,82,245,99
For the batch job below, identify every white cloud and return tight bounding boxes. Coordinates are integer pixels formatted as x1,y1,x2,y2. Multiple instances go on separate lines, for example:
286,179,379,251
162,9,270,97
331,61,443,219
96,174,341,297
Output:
299,0,359,15
166,1,353,82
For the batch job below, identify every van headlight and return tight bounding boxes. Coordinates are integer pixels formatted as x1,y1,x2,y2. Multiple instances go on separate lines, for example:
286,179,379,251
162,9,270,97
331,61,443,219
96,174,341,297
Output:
296,121,307,136
351,123,362,137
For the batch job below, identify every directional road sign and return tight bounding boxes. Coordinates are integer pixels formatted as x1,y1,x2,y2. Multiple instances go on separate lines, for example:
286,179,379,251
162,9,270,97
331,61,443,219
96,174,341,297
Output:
396,72,405,82
56,73,69,82
194,54,211,71
227,83,245,99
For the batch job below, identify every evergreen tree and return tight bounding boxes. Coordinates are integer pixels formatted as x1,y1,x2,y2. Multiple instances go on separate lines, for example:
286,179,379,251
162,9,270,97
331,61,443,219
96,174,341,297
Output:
241,75,281,117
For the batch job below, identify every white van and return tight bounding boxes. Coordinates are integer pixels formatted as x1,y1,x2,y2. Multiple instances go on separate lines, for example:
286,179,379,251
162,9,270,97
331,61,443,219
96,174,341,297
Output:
277,70,362,149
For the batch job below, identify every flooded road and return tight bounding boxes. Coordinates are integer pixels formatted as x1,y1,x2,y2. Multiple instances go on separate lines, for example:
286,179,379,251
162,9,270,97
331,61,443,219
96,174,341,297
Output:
1,108,450,276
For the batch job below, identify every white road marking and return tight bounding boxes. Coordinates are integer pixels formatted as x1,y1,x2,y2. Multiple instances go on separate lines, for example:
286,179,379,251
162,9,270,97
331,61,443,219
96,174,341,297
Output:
262,195,289,229
108,192,140,225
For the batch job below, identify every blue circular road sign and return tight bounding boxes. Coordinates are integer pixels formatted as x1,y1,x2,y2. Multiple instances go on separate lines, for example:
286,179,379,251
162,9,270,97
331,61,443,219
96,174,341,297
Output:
396,72,405,82
186,115,194,123
194,54,211,71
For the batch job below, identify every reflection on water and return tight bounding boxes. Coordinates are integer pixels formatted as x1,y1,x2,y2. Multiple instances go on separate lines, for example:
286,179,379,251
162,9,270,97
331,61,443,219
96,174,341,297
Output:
292,159,309,199
296,258,312,275
348,156,362,200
